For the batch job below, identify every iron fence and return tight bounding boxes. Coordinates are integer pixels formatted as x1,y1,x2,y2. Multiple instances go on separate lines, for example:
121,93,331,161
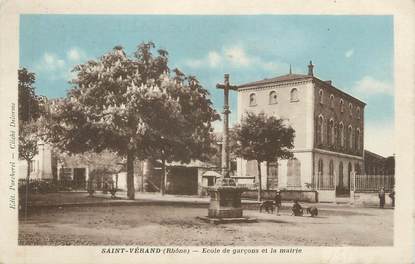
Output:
354,174,394,192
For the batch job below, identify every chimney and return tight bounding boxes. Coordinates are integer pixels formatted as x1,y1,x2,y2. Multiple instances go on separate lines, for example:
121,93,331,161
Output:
324,80,332,85
308,60,314,76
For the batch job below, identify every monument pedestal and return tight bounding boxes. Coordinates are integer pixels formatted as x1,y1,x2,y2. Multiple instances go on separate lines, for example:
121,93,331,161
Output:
197,74,256,224
198,178,257,224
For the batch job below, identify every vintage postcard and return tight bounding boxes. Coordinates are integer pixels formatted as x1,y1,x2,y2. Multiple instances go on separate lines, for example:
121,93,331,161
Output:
0,0,414,263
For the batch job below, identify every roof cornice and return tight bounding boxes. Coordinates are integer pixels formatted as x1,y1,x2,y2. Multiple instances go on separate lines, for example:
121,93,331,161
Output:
237,78,313,92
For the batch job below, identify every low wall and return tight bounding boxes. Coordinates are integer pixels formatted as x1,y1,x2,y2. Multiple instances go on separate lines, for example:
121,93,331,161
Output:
352,191,393,207
318,190,336,203
241,190,318,203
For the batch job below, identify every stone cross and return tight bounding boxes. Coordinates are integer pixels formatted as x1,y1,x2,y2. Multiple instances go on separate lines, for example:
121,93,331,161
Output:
216,74,238,178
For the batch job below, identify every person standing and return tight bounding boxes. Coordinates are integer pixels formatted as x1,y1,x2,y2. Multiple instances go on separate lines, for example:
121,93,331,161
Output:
389,189,395,208
274,190,282,215
378,187,385,208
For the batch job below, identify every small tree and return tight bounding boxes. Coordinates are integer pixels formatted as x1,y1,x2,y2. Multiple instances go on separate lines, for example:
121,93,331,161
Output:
19,122,39,185
232,112,295,201
19,116,52,219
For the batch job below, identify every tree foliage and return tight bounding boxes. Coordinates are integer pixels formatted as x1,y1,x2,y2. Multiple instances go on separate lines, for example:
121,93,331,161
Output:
58,150,124,175
19,122,39,162
232,112,295,162
18,68,49,186
51,42,219,199
231,112,295,201
18,68,43,123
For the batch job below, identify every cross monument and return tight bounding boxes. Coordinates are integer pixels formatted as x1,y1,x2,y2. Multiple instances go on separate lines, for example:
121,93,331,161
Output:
216,74,237,178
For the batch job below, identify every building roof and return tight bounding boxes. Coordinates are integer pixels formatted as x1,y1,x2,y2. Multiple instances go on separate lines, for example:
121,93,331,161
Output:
237,71,366,106
364,149,386,160
238,73,311,88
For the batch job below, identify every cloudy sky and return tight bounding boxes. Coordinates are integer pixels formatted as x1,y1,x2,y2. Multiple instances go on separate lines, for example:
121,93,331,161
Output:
20,15,394,156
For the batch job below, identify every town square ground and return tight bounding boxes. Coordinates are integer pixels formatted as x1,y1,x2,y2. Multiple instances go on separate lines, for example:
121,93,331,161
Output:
18,192,393,246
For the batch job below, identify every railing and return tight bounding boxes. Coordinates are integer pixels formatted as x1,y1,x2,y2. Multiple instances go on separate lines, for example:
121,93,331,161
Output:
354,174,394,192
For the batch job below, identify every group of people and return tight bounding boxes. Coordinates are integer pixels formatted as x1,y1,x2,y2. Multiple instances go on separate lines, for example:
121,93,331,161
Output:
260,191,315,217
263,187,393,216
378,187,395,208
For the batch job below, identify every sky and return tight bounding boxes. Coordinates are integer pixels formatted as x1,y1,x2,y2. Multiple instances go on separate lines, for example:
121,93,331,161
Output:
19,15,394,156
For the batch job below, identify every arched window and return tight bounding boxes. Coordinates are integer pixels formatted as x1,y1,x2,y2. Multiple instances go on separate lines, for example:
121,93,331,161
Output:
318,159,324,188
290,88,299,102
319,89,324,104
269,91,277,104
329,160,334,188
340,99,344,113
317,115,324,145
249,93,256,106
349,103,353,116
338,162,344,188
348,125,353,150
355,163,361,175
334,123,339,148
287,158,301,187
330,94,334,108
356,128,361,151
347,162,352,189
267,161,278,189
339,122,344,148
329,119,334,146
356,107,361,120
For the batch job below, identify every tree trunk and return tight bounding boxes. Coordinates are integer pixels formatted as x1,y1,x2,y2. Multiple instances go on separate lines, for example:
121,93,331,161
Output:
160,157,166,196
126,151,135,200
25,160,30,219
141,163,144,192
257,161,262,202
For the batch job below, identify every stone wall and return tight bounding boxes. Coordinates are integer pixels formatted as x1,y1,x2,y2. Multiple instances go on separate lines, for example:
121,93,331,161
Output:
351,191,394,207
317,190,336,202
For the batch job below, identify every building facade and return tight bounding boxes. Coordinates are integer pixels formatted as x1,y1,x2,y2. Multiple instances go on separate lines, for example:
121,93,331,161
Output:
236,62,366,202
18,141,55,181
364,150,395,176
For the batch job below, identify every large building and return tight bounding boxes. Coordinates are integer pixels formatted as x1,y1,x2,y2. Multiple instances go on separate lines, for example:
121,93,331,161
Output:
235,62,365,202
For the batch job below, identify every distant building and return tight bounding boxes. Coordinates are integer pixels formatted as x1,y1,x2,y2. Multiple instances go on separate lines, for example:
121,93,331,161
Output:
364,150,395,176
126,159,217,196
236,62,366,202
56,155,90,189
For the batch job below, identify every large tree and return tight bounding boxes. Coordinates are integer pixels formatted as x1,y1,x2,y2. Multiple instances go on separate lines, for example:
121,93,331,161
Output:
51,42,219,199
231,112,295,201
